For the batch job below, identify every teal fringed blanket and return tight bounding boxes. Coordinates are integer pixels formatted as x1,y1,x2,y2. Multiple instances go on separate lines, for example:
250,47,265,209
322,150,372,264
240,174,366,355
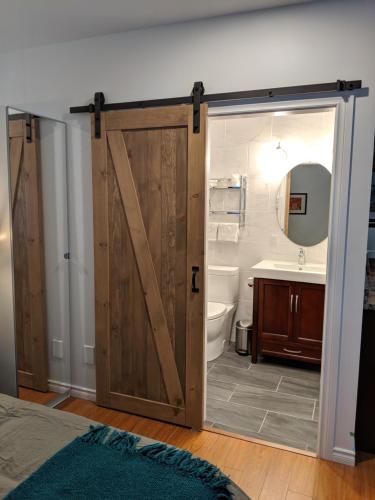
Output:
6,425,231,499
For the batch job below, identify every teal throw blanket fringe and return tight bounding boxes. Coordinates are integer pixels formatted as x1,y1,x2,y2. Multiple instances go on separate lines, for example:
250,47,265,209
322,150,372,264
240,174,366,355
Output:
6,425,232,499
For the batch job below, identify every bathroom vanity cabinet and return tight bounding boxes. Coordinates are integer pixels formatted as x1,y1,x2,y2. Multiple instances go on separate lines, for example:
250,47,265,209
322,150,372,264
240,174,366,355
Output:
252,278,325,364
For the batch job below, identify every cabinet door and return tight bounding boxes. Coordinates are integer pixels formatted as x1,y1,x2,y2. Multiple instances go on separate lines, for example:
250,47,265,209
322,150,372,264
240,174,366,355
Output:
258,279,294,342
293,283,325,348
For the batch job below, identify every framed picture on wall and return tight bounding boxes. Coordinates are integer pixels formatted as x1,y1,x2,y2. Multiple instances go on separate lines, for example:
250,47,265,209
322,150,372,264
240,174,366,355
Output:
289,193,307,215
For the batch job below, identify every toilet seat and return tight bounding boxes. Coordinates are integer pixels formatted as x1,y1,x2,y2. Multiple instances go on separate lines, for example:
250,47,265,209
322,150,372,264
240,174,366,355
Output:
207,301,226,321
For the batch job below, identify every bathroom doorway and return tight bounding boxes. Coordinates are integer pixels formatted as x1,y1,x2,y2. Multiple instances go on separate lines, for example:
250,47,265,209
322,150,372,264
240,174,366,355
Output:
204,103,337,454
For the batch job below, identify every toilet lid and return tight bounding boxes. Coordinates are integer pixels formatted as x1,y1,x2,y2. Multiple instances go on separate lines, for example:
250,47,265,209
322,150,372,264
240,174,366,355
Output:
207,302,226,320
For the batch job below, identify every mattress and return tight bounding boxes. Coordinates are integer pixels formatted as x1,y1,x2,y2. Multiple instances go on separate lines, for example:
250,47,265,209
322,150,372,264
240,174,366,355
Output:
0,394,248,499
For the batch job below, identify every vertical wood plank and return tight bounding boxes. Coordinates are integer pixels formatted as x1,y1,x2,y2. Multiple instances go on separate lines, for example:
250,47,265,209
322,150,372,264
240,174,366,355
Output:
107,145,126,395
259,449,298,500
185,104,207,428
142,130,164,403
122,130,149,398
161,129,177,349
91,113,111,406
174,127,188,394
13,165,31,374
22,119,48,391
10,122,29,375
287,454,317,498
160,128,179,403
10,136,23,210
107,130,184,407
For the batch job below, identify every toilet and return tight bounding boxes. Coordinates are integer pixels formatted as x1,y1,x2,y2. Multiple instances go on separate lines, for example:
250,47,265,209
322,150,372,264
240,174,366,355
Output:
206,265,240,361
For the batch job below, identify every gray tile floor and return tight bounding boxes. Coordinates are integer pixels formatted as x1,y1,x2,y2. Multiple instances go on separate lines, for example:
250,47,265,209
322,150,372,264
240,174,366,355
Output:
205,344,320,452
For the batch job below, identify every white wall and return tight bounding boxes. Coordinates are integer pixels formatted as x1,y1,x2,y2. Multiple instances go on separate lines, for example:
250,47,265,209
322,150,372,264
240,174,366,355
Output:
208,109,335,338
0,0,374,460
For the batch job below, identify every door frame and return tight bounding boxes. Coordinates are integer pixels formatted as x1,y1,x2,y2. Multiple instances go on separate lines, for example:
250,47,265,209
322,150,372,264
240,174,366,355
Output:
205,95,357,464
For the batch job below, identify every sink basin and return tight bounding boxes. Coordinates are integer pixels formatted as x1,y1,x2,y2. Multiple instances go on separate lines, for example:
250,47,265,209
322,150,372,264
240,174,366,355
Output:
250,259,326,284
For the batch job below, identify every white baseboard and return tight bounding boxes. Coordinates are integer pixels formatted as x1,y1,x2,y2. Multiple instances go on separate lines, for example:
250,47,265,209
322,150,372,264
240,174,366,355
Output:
48,380,70,394
70,384,96,402
48,380,96,402
331,447,356,466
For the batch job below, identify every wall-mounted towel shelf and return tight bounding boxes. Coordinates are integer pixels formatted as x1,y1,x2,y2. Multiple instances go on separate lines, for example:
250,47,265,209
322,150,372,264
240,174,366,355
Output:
209,175,247,227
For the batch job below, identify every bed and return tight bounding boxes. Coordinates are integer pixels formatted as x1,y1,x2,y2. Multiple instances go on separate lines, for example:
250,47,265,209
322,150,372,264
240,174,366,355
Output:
0,394,248,499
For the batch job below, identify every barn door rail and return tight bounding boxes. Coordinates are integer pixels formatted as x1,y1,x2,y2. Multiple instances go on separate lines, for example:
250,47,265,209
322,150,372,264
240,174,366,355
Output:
70,79,362,138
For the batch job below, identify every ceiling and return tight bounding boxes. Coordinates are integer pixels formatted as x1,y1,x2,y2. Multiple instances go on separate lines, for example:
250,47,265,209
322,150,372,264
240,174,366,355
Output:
0,0,313,53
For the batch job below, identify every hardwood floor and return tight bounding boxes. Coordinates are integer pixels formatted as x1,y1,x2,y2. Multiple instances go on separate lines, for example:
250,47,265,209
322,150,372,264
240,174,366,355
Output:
56,397,375,500
18,387,59,405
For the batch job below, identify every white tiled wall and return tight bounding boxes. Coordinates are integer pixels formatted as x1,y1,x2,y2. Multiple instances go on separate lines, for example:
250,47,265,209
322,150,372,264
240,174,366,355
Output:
207,109,336,338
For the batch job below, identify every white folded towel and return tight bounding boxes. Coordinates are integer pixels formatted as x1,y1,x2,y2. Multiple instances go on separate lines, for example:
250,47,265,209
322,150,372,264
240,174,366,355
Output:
207,222,218,241
217,223,239,243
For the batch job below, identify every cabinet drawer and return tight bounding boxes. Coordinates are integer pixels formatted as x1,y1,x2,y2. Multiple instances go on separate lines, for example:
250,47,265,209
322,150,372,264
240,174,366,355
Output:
260,339,321,364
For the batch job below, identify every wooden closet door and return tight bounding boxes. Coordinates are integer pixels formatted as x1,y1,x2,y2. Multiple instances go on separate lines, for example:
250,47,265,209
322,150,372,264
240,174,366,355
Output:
9,118,48,392
91,105,206,428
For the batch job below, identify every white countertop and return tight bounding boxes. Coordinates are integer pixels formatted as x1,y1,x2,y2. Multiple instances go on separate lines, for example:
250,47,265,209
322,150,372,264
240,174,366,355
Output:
249,259,326,285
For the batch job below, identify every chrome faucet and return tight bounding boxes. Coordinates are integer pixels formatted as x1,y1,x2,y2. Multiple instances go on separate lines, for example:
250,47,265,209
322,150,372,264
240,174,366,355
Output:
298,247,305,266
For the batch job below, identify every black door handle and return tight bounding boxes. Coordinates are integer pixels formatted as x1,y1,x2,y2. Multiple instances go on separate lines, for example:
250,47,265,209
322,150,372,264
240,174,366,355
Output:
192,266,200,293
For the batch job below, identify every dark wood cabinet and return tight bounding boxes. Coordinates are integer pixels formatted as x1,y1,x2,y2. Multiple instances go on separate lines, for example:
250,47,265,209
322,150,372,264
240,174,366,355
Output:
252,278,325,364
258,279,293,342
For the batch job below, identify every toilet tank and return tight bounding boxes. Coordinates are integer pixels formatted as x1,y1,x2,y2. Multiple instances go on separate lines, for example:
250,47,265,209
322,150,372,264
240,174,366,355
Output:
208,265,240,304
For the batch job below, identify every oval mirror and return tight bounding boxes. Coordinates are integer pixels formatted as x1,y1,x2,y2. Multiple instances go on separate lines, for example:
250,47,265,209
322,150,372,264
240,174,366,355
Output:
276,163,331,247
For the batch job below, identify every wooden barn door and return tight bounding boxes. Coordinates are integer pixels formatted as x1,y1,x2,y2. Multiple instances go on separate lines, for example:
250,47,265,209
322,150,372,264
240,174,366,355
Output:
91,105,206,428
9,117,48,392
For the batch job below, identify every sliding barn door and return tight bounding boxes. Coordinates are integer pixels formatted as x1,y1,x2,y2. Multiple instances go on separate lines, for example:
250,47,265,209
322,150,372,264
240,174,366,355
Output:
9,118,48,392
91,105,206,427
